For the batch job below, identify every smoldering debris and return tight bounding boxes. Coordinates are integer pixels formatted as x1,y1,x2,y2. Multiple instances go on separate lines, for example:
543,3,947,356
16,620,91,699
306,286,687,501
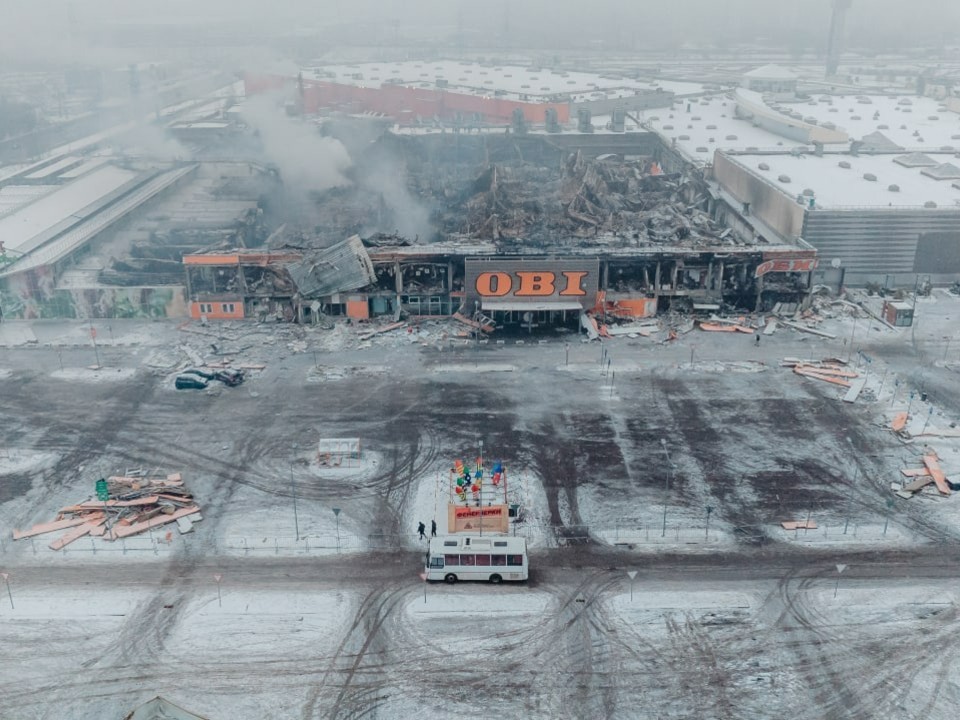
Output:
441,150,735,247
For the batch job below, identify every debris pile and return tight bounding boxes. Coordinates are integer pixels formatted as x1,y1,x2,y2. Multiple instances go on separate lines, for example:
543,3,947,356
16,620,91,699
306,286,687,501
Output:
446,152,735,245
896,449,958,498
782,358,858,387
782,357,867,402
12,472,201,550
699,316,755,334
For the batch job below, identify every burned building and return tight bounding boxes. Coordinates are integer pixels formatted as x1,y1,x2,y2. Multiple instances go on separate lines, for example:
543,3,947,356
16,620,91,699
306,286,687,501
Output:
182,131,816,328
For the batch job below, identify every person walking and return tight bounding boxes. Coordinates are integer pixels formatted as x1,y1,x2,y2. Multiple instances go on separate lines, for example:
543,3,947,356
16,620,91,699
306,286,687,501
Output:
431,519,437,537
417,521,426,540
755,334,760,346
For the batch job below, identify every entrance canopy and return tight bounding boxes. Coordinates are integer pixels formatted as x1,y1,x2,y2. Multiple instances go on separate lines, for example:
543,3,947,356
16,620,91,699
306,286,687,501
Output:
481,300,583,312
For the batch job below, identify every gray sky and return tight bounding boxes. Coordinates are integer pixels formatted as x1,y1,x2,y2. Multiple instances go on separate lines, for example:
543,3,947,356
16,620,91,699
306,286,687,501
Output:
2,0,959,68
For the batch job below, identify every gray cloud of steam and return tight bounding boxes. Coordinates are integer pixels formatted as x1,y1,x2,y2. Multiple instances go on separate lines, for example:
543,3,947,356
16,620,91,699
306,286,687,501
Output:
241,95,352,194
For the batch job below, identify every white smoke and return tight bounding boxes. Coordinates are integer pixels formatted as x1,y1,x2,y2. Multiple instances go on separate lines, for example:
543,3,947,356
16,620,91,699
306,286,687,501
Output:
241,95,352,194
361,159,433,241
110,122,191,161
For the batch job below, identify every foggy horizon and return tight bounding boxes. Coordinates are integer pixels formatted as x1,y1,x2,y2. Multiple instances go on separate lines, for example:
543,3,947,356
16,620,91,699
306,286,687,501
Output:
4,0,960,69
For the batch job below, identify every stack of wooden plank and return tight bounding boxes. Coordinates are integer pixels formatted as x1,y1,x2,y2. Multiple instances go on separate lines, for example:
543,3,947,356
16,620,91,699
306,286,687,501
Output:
11,472,201,550
699,316,755,334
781,519,818,530
782,358,859,388
699,322,755,334
897,452,952,498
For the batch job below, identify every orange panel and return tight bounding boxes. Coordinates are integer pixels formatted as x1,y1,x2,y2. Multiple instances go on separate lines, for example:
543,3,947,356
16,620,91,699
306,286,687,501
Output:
183,254,241,266
190,301,244,320
922,455,951,496
608,297,658,318
346,300,370,320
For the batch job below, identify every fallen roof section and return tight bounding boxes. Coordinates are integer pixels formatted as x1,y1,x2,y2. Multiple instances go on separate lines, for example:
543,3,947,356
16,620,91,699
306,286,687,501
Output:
286,234,376,298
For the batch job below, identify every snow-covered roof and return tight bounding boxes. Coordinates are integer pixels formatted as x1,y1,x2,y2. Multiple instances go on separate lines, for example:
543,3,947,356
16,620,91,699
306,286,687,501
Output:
644,93,809,167
725,151,960,208
0,185,56,219
645,86,960,168
0,164,139,253
743,64,797,80
304,61,711,103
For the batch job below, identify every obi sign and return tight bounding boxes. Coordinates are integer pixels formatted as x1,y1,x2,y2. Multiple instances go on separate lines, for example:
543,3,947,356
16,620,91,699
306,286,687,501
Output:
754,258,818,278
465,259,600,308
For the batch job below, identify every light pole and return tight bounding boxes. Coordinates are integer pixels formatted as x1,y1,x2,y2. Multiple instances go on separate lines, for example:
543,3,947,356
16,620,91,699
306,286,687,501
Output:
834,564,847,599
478,439,484,537
660,439,672,537
332,507,341,552
89,322,100,368
847,314,858,362
290,443,300,541
922,405,934,435
1,572,12,609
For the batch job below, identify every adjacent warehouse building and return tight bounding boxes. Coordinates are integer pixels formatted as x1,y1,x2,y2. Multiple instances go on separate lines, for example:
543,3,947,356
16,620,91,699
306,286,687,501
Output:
0,152,266,319
245,61,688,127
713,149,960,286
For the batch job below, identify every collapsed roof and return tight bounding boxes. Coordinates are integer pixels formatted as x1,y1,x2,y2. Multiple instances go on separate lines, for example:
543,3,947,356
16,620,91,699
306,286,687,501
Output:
286,234,376,298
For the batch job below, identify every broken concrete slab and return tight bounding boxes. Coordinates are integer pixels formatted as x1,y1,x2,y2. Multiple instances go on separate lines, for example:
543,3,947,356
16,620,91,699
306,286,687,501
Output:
903,475,935,493
176,516,194,534
842,377,868,403
779,320,837,339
